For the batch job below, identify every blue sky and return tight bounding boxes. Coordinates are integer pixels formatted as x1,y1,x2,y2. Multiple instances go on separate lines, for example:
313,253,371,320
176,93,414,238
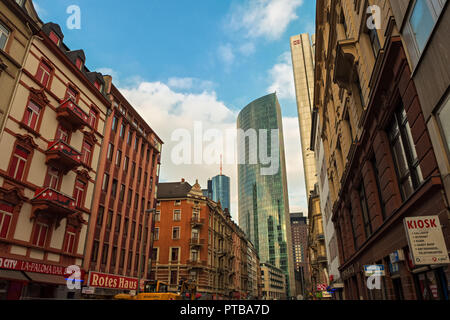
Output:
34,0,317,220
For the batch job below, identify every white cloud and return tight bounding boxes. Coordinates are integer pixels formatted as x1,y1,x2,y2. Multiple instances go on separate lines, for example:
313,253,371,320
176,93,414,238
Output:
267,51,296,100
167,77,215,92
217,43,235,67
238,42,256,56
117,76,306,222
227,0,304,40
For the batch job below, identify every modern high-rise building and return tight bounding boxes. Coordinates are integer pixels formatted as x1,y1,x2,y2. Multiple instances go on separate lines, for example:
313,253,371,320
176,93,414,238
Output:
290,33,317,197
290,212,309,297
211,174,230,212
237,93,295,298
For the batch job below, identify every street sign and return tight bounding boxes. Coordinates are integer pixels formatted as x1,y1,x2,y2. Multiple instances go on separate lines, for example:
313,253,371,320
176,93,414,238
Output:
404,216,450,265
364,265,385,277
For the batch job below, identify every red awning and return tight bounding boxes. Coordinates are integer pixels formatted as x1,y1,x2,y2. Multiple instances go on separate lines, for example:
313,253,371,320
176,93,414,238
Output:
24,272,67,285
0,270,29,282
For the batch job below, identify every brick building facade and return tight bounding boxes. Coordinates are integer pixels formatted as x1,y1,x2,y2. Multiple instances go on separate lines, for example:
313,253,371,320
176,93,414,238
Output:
314,0,449,300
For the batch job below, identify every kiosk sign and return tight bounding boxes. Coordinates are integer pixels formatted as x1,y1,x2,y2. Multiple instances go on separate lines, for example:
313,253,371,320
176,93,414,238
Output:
404,216,450,265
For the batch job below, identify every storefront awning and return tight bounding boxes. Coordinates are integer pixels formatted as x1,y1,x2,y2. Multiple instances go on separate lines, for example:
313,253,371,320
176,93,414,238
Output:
0,270,29,282
24,272,67,285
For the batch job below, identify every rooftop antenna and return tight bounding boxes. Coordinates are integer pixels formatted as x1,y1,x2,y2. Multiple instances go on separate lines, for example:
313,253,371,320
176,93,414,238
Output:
220,154,223,175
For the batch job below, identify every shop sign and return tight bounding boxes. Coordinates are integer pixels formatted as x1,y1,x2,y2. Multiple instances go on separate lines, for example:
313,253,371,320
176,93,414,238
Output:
364,265,385,277
0,256,68,276
404,216,450,265
389,250,405,263
82,286,95,295
87,271,138,290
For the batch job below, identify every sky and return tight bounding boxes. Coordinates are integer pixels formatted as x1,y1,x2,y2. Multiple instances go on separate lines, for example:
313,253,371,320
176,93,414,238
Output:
34,0,317,222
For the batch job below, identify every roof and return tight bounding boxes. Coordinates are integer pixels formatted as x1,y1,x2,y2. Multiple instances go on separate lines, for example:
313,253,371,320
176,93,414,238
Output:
157,182,192,199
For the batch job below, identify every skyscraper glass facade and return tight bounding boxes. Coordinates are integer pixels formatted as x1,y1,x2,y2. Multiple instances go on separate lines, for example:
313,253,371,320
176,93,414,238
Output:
237,93,295,297
211,174,230,212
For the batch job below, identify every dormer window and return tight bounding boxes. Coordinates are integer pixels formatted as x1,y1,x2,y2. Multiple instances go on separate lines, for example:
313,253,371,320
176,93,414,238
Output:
94,80,103,91
49,31,60,46
76,58,83,70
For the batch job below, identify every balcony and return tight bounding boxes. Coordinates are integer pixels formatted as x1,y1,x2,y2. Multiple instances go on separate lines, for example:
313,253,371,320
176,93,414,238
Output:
31,187,76,227
190,217,205,228
186,260,207,270
189,238,205,248
56,98,90,132
45,140,82,173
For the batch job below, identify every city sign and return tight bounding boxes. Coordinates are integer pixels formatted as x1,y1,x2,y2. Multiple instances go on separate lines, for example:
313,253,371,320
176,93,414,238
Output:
87,271,138,290
404,216,450,265
0,256,78,277
363,265,385,277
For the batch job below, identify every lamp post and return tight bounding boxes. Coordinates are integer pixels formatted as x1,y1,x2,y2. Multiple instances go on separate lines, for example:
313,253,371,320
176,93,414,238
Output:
137,208,156,295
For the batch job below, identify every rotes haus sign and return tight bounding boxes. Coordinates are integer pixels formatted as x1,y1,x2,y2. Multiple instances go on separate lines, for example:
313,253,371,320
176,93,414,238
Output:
87,271,138,290
404,216,450,265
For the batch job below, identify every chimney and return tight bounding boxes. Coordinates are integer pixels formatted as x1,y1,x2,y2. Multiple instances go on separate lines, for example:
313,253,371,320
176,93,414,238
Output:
181,178,185,183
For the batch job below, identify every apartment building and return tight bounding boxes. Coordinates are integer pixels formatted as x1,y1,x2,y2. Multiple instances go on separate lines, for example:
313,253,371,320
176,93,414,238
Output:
0,17,110,299
314,0,450,300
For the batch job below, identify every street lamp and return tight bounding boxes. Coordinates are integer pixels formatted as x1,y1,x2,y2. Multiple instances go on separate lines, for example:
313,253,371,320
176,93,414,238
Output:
137,208,156,295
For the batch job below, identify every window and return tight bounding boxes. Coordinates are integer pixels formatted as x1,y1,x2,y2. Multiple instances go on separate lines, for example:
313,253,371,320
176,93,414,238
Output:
127,131,132,145
102,244,109,264
123,156,129,172
407,0,444,57
96,206,104,226
120,249,125,268
36,61,52,88
75,58,83,70
102,173,109,192
371,155,386,219
154,211,160,222
111,179,118,198
44,167,59,189
123,218,129,236
65,86,78,102
23,100,41,131
0,203,13,239
89,109,98,129
112,116,119,132
81,141,92,165
170,247,179,262
170,270,178,285
131,221,136,238
359,183,372,239
94,80,103,91
91,240,99,263
73,180,86,208
388,106,423,200
111,246,117,267
437,95,450,156
172,227,180,240
173,210,181,221
191,250,199,262
107,143,114,161
119,184,125,202
8,146,29,181
0,22,10,51
368,28,381,58
55,125,69,142
137,167,142,183
106,210,113,230
49,31,60,46
131,162,136,178
174,200,181,206
115,214,121,233
134,193,139,210
64,230,76,253
134,137,139,150
154,227,159,241
127,189,133,207
348,202,358,250
116,150,122,167
32,223,49,247
119,123,125,139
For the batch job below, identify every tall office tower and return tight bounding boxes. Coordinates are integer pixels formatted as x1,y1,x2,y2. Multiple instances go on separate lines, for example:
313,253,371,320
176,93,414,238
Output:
290,212,309,297
290,34,317,197
211,174,230,212
237,93,295,298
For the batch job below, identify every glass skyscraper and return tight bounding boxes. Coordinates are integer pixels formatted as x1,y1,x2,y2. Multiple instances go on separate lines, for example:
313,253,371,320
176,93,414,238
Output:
211,174,230,212
237,93,295,297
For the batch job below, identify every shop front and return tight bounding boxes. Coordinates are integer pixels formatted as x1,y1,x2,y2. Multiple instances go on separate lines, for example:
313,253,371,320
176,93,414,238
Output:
82,271,142,299
0,256,85,300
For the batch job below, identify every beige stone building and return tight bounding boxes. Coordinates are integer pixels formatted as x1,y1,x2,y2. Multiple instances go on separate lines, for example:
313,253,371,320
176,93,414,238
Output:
315,0,450,300
260,262,286,300
0,0,41,135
